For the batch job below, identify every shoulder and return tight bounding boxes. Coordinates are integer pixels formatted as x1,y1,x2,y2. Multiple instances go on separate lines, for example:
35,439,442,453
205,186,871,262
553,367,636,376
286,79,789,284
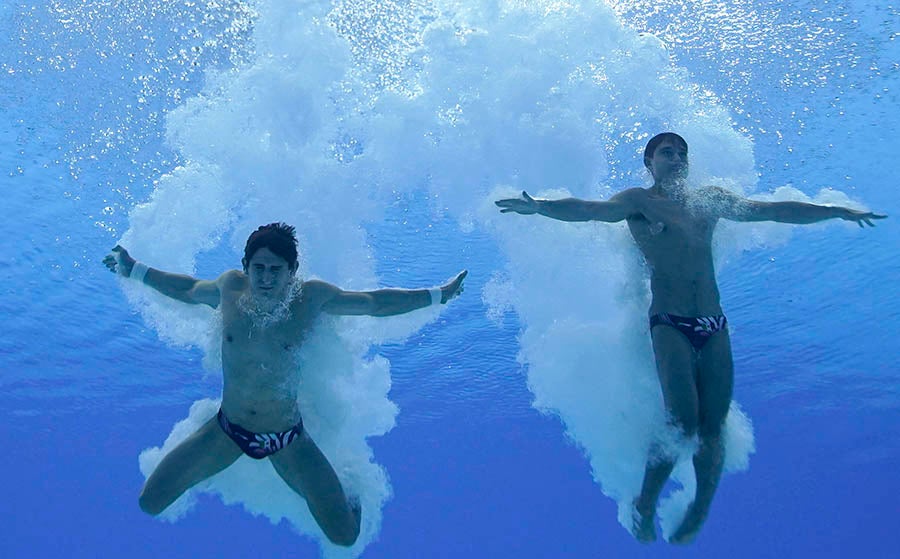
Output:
699,184,742,200
299,278,335,292
218,269,247,288
214,270,247,302
612,188,651,215
699,185,750,210
298,278,340,302
611,187,648,203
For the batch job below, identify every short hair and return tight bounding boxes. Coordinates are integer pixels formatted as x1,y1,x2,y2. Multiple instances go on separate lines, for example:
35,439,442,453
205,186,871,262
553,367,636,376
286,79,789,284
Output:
242,222,299,271
643,132,688,169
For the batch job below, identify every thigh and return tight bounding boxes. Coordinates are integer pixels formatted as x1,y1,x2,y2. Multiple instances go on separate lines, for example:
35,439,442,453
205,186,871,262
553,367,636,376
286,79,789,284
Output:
270,432,358,544
269,432,346,506
142,415,242,504
651,325,699,434
695,330,735,436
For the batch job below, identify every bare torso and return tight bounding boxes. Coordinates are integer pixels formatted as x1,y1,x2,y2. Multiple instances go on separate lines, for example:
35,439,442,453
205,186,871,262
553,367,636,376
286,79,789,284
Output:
217,273,321,432
625,187,723,316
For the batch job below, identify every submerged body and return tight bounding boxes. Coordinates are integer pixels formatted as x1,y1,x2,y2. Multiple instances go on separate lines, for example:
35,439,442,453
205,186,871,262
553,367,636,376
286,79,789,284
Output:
616,183,738,544
496,132,885,544
104,223,466,546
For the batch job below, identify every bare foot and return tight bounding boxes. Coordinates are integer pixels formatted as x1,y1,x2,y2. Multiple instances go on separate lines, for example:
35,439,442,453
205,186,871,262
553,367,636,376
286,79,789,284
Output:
631,502,657,543
669,503,707,545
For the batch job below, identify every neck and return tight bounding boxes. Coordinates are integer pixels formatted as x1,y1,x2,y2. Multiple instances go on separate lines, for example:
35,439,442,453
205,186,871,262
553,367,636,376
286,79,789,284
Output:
651,177,686,198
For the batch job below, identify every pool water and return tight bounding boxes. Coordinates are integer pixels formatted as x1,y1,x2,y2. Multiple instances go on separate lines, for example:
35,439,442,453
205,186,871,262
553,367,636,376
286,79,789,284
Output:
1,1,898,558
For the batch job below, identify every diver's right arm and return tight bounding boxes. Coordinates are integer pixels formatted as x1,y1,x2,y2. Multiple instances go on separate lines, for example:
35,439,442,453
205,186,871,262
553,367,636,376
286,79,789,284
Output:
495,190,638,222
103,245,221,308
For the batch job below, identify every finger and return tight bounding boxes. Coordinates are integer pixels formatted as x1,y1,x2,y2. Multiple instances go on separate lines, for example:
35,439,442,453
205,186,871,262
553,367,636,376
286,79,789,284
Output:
864,219,874,227
858,220,864,228
522,191,533,201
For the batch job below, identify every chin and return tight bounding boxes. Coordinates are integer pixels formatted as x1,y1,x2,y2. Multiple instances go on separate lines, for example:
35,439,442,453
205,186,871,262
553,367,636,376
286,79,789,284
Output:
252,290,275,301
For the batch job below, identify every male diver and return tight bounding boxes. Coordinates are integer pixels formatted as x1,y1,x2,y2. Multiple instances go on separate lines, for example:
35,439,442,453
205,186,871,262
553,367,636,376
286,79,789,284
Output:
495,132,885,544
104,222,467,546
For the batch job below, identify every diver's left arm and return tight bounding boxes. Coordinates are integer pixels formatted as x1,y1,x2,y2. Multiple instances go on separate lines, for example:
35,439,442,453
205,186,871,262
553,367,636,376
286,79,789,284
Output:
317,270,467,317
713,187,887,227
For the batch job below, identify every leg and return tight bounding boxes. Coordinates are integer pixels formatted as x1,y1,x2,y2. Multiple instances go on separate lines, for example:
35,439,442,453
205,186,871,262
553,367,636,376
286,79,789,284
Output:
269,432,361,547
670,330,734,544
633,325,698,542
139,415,242,515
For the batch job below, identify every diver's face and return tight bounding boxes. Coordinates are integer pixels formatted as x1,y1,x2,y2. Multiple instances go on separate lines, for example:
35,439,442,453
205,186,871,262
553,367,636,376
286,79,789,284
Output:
245,247,296,302
648,139,689,183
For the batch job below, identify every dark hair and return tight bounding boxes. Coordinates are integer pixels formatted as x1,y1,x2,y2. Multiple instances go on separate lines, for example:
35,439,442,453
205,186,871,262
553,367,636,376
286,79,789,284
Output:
643,132,688,169
242,222,299,271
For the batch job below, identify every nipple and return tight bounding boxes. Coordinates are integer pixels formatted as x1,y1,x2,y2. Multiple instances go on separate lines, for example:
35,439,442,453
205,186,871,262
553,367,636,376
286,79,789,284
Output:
649,221,666,235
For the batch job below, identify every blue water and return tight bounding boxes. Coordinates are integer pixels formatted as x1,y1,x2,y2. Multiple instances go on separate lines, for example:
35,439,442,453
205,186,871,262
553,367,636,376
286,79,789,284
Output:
2,0,898,557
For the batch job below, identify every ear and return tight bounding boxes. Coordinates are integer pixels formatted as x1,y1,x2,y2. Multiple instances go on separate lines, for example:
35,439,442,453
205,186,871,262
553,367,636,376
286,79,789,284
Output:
241,257,248,272
290,261,300,275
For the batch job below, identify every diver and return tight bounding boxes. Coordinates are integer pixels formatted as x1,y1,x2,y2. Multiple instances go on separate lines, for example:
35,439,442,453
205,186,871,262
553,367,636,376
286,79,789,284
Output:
103,222,467,546
495,132,886,544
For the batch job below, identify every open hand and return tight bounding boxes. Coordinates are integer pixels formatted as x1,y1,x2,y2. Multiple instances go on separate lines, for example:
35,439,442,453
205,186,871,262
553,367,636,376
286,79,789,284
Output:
839,208,887,228
495,191,540,215
102,245,135,276
440,270,468,304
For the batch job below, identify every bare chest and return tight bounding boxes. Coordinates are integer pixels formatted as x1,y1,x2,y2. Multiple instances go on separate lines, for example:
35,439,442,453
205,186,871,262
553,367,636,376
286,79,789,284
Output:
218,294,317,373
628,199,717,265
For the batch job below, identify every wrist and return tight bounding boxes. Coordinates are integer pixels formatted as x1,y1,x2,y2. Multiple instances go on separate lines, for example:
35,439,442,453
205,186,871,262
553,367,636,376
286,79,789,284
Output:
130,261,150,283
429,287,443,305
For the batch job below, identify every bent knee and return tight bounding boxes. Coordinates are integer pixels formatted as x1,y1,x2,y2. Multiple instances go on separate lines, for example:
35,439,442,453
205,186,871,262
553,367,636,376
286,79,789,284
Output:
698,416,726,439
324,502,361,547
668,410,699,439
138,490,168,517
326,525,360,547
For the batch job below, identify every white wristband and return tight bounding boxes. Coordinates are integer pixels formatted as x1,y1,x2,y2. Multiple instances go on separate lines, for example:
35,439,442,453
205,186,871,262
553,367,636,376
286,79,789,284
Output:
131,261,150,283
429,287,443,306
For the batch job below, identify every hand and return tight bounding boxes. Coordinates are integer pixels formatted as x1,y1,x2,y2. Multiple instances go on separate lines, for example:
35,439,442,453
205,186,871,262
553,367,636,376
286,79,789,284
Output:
439,270,468,304
495,191,540,215
103,245,135,276
838,208,887,228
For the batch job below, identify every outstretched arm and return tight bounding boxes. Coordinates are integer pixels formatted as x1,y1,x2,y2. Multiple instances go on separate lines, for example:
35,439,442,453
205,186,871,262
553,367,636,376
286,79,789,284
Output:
495,190,637,222
714,188,887,227
103,245,222,308
318,270,467,317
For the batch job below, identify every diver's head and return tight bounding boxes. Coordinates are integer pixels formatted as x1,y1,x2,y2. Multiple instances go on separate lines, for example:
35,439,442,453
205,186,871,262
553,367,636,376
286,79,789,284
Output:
644,132,689,184
242,223,299,301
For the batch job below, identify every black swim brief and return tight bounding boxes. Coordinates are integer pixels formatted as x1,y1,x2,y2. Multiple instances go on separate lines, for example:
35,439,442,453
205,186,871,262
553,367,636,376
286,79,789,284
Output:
217,409,304,459
649,313,728,351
